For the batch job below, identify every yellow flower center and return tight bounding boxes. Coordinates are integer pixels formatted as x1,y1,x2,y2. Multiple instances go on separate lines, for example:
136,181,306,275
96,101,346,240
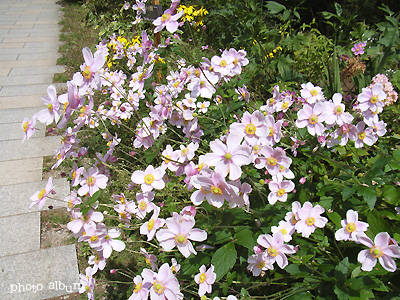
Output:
306,217,315,226
144,174,154,185
224,153,232,160
345,222,356,233
267,157,277,166
38,189,46,199
290,214,298,225
153,281,165,294
268,98,275,105
370,95,379,104
267,247,279,257
358,131,366,140
174,233,187,244
370,246,383,258
277,188,286,197
82,66,92,80
257,261,265,269
220,60,227,67
211,186,223,195
71,170,76,179
147,219,155,231
310,89,318,96
245,123,256,135
120,212,127,219
47,103,53,111
23,122,29,132
86,176,96,187
253,145,261,154
269,127,274,136
280,228,287,235
334,106,343,115
282,102,289,110
139,201,147,210
308,114,318,125
199,273,206,283
119,197,125,204
90,236,98,242
134,283,142,293
161,13,171,22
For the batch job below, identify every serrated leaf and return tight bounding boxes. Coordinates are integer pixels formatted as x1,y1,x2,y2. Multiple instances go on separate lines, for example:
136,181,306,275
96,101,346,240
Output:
342,185,357,201
266,1,286,14
357,186,377,210
334,285,349,300
284,264,309,276
334,257,350,283
211,242,237,281
234,228,256,249
327,211,342,228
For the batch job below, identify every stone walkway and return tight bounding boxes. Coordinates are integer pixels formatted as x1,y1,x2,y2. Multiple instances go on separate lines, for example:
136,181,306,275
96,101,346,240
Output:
0,1,79,299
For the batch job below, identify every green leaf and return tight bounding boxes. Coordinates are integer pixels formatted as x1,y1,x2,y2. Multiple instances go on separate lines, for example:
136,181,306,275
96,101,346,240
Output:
266,1,286,14
334,2,342,16
334,257,350,283
366,209,391,235
342,185,357,201
357,186,377,210
211,242,237,281
327,211,342,228
334,285,349,300
382,185,400,205
234,228,256,249
284,264,309,276
210,230,232,244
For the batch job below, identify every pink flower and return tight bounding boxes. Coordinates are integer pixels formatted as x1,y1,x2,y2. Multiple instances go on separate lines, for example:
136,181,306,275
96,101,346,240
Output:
35,85,61,125
325,93,354,126
29,177,55,209
247,252,273,276
300,82,324,104
156,216,207,258
271,220,295,242
229,111,269,146
73,47,106,91
257,232,296,269
254,146,291,176
153,10,184,33
140,206,165,241
78,167,108,196
295,201,328,238
21,117,36,142
78,267,96,300
131,165,166,192
267,180,295,205
141,263,181,300
357,83,386,113
194,265,216,297
100,228,126,258
296,102,327,136
357,232,400,272
349,121,377,148
299,177,306,184
128,275,150,300
204,133,252,180
136,191,156,220
351,42,367,55
335,209,369,242
140,248,158,271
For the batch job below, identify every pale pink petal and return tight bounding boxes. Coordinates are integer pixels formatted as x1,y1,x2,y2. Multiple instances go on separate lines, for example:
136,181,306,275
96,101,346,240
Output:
375,232,390,247
358,249,376,271
379,255,397,272
188,229,207,241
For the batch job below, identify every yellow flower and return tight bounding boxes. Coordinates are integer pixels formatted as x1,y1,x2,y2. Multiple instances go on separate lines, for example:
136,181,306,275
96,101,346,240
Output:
269,53,274,58
277,46,283,51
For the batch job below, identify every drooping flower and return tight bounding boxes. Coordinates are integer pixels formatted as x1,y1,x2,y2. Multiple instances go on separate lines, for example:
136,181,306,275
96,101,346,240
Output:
128,275,150,300
194,265,216,297
295,201,328,238
140,206,165,241
29,177,55,209
21,117,36,142
78,267,96,300
35,85,61,125
335,209,369,242
357,232,400,272
156,216,207,258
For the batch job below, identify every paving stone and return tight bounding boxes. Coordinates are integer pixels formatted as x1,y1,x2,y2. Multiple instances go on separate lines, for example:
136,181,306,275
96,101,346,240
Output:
0,42,25,49
0,245,80,300
0,135,61,162
18,52,60,61
0,32,30,38
8,65,64,76
0,95,43,110
0,84,51,96
0,212,40,257
0,178,69,217
0,157,43,186
0,74,53,86
15,20,59,25
0,24,33,29
0,122,45,141
0,46,59,55
0,68,10,76
0,59,56,68
0,53,18,60
2,36,55,43
24,41,60,48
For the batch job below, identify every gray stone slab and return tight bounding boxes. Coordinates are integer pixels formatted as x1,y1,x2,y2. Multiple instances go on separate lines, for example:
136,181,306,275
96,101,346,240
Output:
24,41,60,48
0,95,43,111
0,122,45,140
0,135,61,161
0,53,18,60
0,46,59,55
0,24,33,29
8,28,58,34
8,65,64,76
0,245,80,300
0,68,10,76
17,52,60,61
0,74,53,86
0,157,43,186
0,84,51,96
0,59,56,68
0,42,25,49
2,36,55,43
0,178,69,217
0,32,30,38
29,31,60,38
0,212,40,256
